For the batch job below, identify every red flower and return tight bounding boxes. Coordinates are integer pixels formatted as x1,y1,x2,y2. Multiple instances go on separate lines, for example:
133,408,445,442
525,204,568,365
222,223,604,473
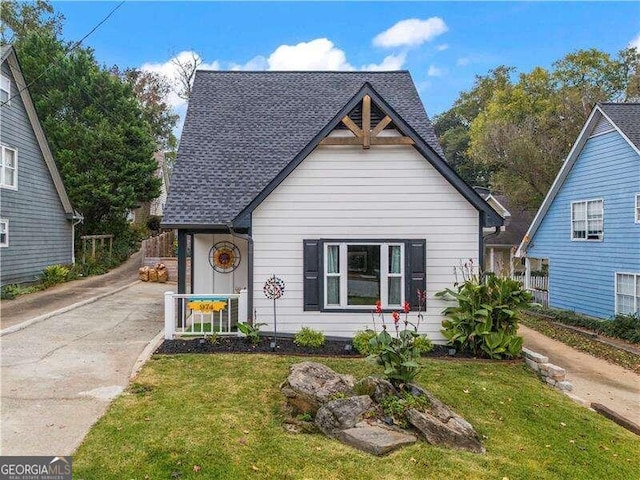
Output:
375,300,383,314
403,301,411,313
392,311,400,323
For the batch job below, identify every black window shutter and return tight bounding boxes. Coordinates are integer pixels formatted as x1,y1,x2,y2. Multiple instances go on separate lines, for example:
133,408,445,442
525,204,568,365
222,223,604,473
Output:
406,240,426,309
303,240,321,311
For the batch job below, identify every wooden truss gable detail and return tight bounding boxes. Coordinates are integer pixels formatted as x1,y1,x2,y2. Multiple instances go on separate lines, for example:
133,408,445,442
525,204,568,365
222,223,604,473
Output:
319,95,415,149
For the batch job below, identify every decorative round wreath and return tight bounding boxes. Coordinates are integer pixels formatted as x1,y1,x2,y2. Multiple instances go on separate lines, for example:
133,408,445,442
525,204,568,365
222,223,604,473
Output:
208,241,241,273
263,275,285,300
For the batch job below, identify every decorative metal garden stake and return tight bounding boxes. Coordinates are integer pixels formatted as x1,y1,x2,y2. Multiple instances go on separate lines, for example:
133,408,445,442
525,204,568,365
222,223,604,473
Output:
263,275,285,350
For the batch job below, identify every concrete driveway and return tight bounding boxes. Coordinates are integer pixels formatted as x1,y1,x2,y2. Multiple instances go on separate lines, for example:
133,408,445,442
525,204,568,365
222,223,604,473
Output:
1,281,167,455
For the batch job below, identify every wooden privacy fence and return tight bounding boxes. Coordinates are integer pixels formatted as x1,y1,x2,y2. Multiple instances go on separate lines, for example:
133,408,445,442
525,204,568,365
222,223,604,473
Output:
81,234,113,261
141,230,175,258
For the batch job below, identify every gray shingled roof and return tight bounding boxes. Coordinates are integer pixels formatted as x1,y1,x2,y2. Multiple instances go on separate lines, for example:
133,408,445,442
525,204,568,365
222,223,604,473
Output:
599,103,640,151
485,195,535,247
163,71,445,227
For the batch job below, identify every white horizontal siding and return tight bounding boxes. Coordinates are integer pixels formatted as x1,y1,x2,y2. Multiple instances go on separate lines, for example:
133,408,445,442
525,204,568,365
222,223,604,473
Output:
250,144,479,340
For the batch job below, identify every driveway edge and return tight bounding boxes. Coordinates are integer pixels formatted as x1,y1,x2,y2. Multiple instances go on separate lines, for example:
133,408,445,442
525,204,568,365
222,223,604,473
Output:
130,330,164,380
0,280,141,337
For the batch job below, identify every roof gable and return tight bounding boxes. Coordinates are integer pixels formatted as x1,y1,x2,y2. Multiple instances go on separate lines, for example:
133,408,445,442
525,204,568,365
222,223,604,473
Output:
517,103,640,256
163,71,502,228
1,46,74,216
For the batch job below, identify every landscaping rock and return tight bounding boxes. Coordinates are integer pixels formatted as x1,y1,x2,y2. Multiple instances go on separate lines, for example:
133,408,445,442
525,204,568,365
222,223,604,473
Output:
522,348,548,364
335,425,417,456
355,376,397,403
315,395,373,435
557,381,573,392
524,358,540,372
405,408,485,454
280,362,355,414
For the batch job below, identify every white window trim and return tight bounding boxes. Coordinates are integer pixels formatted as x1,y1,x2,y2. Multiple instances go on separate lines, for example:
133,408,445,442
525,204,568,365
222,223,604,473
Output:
0,74,10,105
0,145,18,190
614,272,640,316
571,198,603,241
635,194,640,224
0,219,8,247
323,241,405,310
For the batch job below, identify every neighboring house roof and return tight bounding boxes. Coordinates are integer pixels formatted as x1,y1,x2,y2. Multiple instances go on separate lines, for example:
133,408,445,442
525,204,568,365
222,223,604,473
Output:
485,195,535,247
516,102,640,256
1,45,75,217
163,71,502,229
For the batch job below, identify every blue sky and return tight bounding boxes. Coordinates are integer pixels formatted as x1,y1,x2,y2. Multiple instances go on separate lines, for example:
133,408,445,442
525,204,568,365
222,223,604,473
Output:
54,1,640,123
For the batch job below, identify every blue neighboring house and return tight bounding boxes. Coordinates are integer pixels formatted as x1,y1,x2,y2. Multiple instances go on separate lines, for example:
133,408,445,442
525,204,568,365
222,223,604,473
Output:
517,103,640,319
0,45,82,286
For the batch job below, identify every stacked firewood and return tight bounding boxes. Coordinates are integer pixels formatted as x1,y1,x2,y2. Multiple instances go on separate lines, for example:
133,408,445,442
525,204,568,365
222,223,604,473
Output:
139,263,169,283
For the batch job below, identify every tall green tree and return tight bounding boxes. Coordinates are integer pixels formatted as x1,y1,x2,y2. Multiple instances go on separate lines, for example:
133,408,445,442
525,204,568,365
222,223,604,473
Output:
0,0,63,44
468,48,639,209
433,66,513,186
16,32,160,236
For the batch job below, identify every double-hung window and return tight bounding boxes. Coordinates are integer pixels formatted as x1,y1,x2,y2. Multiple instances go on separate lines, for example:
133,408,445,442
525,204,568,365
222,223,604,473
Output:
0,74,10,104
635,194,640,224
615,273,639,315
0,145,17,189
323,242,405,309
0,219,8,247
571,199,603,240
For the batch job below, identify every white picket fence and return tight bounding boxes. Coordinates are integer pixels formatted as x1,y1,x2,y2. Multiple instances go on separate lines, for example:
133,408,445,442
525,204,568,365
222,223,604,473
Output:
512,273,548,291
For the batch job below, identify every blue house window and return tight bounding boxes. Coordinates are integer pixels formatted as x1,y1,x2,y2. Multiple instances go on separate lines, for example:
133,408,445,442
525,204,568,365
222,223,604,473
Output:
571,199,603,241
0,74,10,104
615,273,639,315
0,219,8,247
635,194,640,224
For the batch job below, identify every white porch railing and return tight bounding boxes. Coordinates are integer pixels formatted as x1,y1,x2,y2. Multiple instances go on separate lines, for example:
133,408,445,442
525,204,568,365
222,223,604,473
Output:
512,273,548,291
164,290,248,339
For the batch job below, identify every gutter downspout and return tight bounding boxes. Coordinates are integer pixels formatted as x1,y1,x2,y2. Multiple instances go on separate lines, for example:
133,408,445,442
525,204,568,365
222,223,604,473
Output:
481,224,501,274
71,211,84,264
227,222,254,324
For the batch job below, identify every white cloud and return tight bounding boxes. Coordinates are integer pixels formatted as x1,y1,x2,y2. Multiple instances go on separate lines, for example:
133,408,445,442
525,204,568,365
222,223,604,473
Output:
230,55,269,71
267,38,354,70
456,57,470,67
373,17,448,48
361,53,406,71
629,33,640,50
427,65,446,77
140,50,220,108
436,44,449,51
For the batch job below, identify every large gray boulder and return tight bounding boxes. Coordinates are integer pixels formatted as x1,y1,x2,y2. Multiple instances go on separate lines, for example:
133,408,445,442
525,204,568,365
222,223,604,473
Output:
405,384,485,454
336,425,417,456
280,362,355,414
355,376,397,403
315,395,373,435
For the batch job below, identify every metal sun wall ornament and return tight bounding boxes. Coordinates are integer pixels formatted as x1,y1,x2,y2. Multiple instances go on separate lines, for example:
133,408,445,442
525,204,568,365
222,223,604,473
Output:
209,241,241,273
263,275,285,349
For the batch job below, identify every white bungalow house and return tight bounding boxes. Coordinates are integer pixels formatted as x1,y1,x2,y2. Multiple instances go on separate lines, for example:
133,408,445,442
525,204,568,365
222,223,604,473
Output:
161,72,502,341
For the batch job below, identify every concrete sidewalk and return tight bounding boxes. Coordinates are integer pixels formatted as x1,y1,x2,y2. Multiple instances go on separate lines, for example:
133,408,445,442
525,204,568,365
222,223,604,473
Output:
0,281,167,455
0,250,148,330
519,324,640,425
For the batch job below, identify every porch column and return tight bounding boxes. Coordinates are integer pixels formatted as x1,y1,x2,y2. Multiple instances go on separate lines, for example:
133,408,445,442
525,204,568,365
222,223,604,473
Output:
524,257,532,290
177,229,187,294
490,247,495,273
509,247,515,278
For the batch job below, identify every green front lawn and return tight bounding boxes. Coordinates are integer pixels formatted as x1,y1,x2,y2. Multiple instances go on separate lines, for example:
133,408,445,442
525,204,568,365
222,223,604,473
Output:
74,355,640,480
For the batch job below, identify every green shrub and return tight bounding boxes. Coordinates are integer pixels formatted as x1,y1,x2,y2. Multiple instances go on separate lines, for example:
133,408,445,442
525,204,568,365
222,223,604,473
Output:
379,391,431,427
237,322,267,345
0,283,43,300
530,307,640,344
41,264,70,287
294,327,325,348
413,335,433,355
436,274,532,359
352,329,379,355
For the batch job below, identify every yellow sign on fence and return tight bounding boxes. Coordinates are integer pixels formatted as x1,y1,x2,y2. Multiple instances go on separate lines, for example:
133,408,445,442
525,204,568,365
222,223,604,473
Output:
187,300,227,312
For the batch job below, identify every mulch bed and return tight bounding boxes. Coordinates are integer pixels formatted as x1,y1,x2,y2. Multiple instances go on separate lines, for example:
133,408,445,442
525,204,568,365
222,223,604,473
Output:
155,336,478,359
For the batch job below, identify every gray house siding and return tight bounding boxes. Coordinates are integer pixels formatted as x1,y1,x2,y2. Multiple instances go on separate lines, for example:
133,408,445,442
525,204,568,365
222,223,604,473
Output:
0,60,72,286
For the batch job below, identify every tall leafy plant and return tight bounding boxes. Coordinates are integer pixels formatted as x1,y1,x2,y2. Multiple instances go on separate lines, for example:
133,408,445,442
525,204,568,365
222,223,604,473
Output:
436,274,532,359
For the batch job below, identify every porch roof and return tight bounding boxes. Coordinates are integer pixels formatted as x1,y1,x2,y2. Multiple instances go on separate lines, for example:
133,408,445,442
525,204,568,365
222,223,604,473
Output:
162,71,445,228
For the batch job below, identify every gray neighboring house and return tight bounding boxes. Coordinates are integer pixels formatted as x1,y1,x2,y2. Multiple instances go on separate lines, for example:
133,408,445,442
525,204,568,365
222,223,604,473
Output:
0,45,80,286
